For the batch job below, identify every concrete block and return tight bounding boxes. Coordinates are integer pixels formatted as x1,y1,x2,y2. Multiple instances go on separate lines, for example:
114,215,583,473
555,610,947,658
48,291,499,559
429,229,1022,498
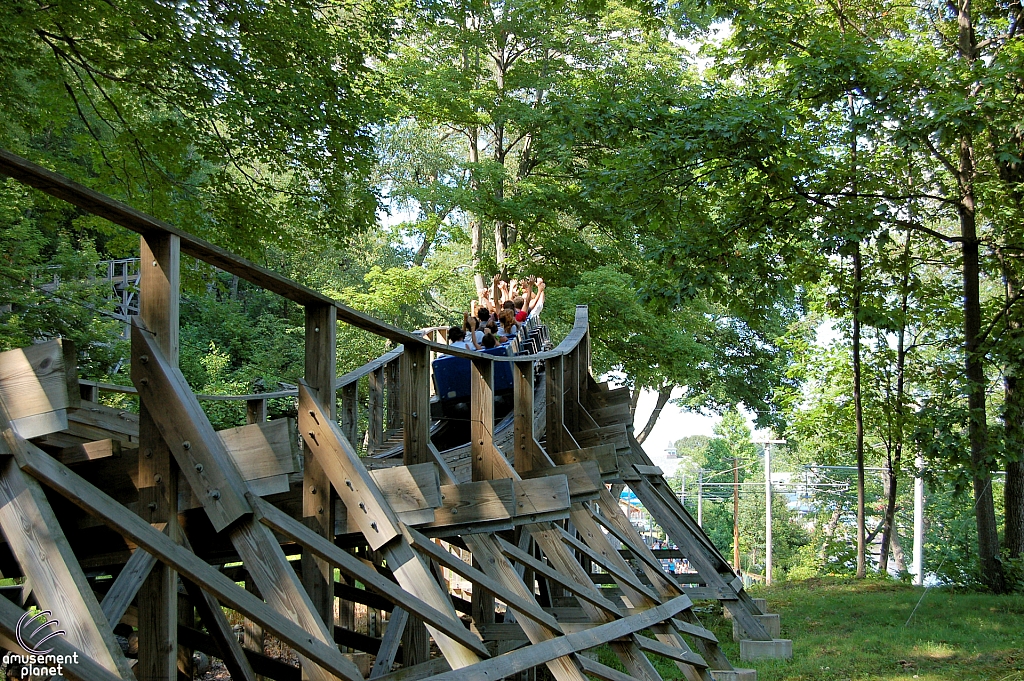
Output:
709,669,757,681
733,613,781,641
740,638,792,661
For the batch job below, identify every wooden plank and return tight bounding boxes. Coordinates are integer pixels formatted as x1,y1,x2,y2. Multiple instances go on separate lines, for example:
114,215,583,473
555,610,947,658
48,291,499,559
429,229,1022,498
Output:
401,343,431,465
548,444,618,478
0,452,133,678
369,608,407,679
68,402,140,440
521,462,600,501
56,438,121,465
512,360,537,473
424,596,693,681
217,419,296,480
588,402,632,424
252,497,490,659
331,462,440,536
573,425,628,451
545,355,564,453
470,358,496,483
564,346,579,433
369,463,441,513
299,381,400,550
0,339,71,422
404,527,561,633
9,409,67,439
101,546,158,627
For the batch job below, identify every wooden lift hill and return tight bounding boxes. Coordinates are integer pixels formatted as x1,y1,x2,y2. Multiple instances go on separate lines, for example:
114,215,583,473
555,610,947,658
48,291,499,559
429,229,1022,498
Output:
0,149,791,681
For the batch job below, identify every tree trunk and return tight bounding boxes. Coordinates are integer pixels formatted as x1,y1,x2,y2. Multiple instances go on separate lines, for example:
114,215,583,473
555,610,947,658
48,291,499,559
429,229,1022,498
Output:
879,468,898,574
854,241,867,578
1004,374,1024,559
1001,262,1024,560
955,0,1006,592
848,91,867,579
469,127,485,292
890,525,908,574
880,232,913,575
635,386,673,444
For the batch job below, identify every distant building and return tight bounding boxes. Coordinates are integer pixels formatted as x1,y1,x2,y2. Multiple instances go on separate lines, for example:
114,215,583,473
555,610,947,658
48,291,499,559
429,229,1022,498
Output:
666,445,677,459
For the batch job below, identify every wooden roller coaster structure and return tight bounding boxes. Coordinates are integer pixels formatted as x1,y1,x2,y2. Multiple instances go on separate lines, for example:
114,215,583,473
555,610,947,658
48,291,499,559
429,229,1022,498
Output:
0,149,777,681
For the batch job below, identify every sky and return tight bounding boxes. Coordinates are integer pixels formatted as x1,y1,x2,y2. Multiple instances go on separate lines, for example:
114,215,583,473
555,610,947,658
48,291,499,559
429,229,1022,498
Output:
632,387,719,477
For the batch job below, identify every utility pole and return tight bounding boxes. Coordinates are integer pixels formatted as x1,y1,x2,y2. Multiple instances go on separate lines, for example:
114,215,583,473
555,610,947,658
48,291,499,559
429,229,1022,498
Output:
765,443,773,586
697,470,703,527
757,437,786,586
733,456,740,572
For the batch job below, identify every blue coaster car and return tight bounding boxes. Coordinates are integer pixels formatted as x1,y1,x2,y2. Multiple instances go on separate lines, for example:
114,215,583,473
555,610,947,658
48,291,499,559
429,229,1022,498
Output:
432,342,514,403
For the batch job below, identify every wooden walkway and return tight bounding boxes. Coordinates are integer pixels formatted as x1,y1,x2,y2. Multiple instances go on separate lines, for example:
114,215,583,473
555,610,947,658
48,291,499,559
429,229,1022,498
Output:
0,149,773,681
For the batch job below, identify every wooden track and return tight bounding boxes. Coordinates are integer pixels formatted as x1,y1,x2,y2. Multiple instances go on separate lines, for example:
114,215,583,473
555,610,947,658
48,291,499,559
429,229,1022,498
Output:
0,148,774,681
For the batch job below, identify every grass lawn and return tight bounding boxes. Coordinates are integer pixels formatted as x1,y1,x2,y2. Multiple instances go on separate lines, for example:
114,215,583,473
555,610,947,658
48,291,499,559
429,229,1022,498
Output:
598,577,1024,681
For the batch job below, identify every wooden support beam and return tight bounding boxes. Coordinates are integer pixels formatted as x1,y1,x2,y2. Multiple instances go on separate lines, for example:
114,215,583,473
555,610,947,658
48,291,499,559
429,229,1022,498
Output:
470,358,496,482
101,546,158,627
494,538,621,617
132,321,359,681
404,527,561,633
252,496,489,658
423,596,694,681
401,343,431,465
298,383,485,670
303,303,337,650
14,440,364,681
545,356,564,454
554,524,661,604
247,398,268,424
341,382,358,449
385,360,401,432
564,347,579,433
0,339,75,438
0,453,133,679
512,361,545,474
183,576,258,681
136,232,180,681
368,368,384,454
55,439,121,465
369,608,407,679
132,322,250,531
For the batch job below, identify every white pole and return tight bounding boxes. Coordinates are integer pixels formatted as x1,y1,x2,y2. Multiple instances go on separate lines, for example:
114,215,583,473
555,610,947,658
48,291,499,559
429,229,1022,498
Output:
913,454,924,586
765,442,773,586
697,470,703,527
